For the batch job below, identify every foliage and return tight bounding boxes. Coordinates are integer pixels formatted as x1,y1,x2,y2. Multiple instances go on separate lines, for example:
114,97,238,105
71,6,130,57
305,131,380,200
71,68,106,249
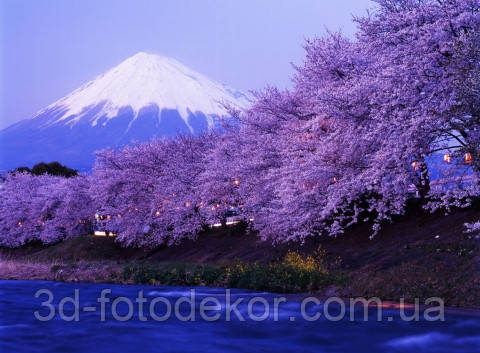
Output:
120,250,346,292
0,173,94,247
465,220,480,234
122,262,225,286
224,249,345,292
90,134,215,247
209,0,480,241
2,0,480,247
12,161,78,178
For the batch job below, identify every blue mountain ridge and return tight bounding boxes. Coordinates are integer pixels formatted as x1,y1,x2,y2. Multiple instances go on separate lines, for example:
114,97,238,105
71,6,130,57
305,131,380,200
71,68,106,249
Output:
0,103,216,172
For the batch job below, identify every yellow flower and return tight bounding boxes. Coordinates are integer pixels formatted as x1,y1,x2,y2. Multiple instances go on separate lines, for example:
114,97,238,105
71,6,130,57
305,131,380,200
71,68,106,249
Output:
283,250,328,274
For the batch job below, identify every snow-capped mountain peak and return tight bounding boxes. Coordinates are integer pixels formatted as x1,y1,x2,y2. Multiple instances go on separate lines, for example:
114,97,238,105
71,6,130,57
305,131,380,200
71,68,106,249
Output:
0,52,251,171
39,52,251,129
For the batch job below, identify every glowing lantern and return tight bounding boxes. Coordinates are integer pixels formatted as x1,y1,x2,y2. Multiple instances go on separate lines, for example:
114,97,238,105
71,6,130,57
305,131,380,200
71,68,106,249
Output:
411,161,419,171
117,214,122,218
333,177,338,183
18,221,22,227
465,153,472,164
155,211,160,216
233,179,240,186
444,153,451,164
211,206,216,211
185,202,191,207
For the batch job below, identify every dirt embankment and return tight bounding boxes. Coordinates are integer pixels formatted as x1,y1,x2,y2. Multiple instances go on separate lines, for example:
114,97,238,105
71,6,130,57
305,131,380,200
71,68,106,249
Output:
1,207,479,307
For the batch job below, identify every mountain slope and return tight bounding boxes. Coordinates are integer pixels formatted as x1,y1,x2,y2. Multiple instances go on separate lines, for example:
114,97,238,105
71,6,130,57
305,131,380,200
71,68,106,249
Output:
0,53,251,171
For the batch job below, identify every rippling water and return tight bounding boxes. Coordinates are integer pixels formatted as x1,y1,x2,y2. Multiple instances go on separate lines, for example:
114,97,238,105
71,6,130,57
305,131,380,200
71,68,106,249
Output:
0,280,479,353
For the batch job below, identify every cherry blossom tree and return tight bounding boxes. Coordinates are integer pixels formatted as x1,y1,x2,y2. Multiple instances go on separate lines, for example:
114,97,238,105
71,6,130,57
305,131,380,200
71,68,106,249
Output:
215,33,411,241
91,134,214,247
0,173,93,247
197,124,247,227
356,0,480,209
2,0,480,247
219,0,480,241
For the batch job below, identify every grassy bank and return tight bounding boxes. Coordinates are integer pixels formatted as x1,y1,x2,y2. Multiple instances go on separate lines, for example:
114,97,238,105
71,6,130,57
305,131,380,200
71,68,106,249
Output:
0,249,349,294
1,207,479,307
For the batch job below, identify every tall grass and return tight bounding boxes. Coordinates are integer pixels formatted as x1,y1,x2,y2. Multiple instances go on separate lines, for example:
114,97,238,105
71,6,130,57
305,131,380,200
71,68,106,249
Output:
121,248,348,292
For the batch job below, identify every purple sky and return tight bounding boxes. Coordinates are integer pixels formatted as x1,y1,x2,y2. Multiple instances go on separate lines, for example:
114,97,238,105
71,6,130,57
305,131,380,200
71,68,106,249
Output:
0,0,374,129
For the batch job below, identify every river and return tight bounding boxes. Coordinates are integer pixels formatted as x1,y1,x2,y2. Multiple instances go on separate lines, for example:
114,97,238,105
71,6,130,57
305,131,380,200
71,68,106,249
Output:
0,280,479,352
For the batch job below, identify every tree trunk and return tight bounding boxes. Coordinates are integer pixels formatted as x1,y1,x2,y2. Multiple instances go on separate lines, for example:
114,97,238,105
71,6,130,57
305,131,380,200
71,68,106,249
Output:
414,157,430,200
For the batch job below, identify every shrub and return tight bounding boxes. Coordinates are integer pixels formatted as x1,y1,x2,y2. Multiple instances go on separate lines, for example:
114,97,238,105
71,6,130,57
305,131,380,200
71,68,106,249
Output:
119,249,347,292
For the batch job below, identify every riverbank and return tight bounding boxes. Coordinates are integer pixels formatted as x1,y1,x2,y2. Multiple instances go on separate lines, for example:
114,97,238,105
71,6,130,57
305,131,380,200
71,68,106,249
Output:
1,206,479,308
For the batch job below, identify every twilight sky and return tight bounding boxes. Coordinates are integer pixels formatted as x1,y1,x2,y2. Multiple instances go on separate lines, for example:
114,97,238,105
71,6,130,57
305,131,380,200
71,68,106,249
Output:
0,0,375,129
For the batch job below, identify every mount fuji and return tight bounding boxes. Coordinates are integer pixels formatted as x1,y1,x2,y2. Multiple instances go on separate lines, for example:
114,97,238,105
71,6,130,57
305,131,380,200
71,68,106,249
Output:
0,52,251,171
